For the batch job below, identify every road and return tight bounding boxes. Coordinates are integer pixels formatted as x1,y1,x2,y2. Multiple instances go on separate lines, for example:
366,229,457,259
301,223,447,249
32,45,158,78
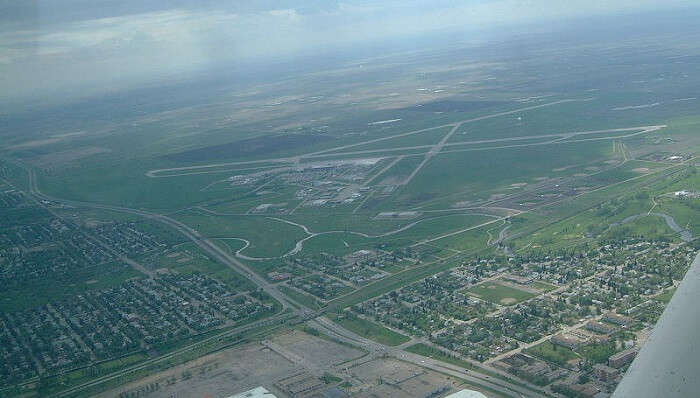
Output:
53,314,295,398
20,155,696,397
309,317,548,398
21,167,537,397
27,169,314,314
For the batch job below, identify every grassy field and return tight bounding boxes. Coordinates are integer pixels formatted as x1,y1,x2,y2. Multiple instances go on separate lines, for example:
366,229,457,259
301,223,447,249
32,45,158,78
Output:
450,95,697,142
37,158,238,209
532,281,559,292
576,341,620,364
466,281,537,305
144,243,256,293
204,185,301,214
328,313,410,346
279,285,322,309
284,212,408,235
382,214,494,246
406,343,475,369
654,287,677,304
507,163,692,251
299,233,373,256
324,255,462,311
3,20,700,398
396,140,612,208
426,223,494,253
174,212,308,258
371,155,426,185
0,265,143,313
216,238,249,254
524,341,580,366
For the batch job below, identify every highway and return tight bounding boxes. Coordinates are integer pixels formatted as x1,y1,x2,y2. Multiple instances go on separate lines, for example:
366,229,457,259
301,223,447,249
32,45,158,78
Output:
309,317,548,398
20,166,542,397
27,169,305,314
20,156,696,397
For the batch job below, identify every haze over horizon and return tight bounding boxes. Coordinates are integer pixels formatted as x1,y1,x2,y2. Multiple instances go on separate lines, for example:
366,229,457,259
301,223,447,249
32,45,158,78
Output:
2,0,700,106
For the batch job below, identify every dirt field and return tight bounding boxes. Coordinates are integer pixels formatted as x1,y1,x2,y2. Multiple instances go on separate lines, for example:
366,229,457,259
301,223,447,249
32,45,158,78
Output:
98,330,363,398
345,358,467,398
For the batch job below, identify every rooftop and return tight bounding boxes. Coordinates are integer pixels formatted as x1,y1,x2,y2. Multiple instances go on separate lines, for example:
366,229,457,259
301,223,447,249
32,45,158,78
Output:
227,386,277,398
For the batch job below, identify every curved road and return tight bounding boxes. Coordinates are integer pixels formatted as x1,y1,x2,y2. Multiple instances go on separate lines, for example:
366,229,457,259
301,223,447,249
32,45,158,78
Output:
23,167,545,397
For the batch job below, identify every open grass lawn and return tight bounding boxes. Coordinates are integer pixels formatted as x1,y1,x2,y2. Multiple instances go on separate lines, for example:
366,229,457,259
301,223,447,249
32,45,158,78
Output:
657,199,700,237
204,185,301,214
654,287,677,304
383,214,493,247
299,232,373,257
603,214,680,242
406,343,475,369
401,140,611,206
532,281,559,292
328,313,409,346
37,158,236,210
145,243,256,293
508,163,690,251
174,212,307,258
450,96,673,142
576,341,620,364
217,238,249,254
285,212,407,236
426,223,493,253
524,341,580,366
466,281,537,305
279,285,322,309
372,155,425,185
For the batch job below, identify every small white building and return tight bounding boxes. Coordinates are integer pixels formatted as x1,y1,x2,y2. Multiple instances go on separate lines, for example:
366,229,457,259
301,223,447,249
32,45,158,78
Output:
444,389,489,398
227,386,277,398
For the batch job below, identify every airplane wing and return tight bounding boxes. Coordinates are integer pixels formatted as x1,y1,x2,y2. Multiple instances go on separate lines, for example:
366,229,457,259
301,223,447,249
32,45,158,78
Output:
612,251,700,397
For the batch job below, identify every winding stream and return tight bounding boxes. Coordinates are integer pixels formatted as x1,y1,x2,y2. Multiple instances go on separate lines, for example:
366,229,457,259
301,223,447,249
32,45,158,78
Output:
613,212,694,242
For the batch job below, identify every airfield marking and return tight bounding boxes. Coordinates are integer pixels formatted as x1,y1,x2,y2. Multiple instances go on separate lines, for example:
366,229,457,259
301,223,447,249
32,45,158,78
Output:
403,127,665,213
19,158,693,398
9,158,637,398
145,98,594,178
304,125,665,160
363,155,404,186
403,122,462,185
412,217,506,247
144,122,662,179
412,154,691,248
352,188,375,214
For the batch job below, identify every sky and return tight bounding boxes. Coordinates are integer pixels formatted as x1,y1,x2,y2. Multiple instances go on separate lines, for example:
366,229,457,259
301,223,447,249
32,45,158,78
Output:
1,0,698,105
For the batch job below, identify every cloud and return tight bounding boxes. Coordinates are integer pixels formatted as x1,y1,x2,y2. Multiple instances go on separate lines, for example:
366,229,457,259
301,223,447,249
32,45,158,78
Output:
0,0,698,105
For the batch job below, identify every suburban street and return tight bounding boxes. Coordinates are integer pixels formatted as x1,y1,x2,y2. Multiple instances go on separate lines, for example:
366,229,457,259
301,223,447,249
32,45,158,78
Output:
23,166,544,397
